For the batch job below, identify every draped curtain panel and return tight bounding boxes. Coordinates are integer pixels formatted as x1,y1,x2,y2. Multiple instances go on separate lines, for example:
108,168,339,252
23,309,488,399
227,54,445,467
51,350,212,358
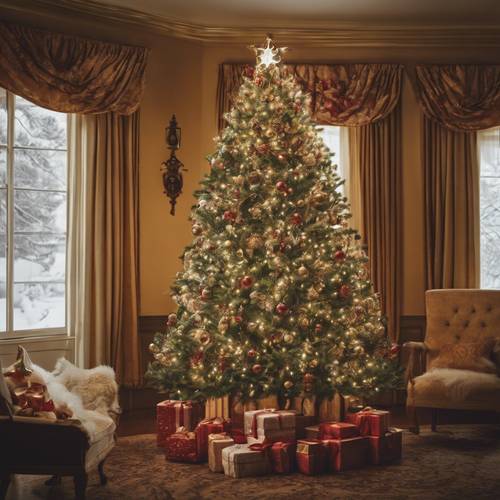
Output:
415,65,500,291
422,117,480,289
217,63,403,341
0,20,148,115
84,112,141,386
349,109,402,342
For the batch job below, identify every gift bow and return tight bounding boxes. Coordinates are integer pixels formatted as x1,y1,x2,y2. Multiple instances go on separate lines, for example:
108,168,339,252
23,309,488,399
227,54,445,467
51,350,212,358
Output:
13,384,55,413
250,409,289,438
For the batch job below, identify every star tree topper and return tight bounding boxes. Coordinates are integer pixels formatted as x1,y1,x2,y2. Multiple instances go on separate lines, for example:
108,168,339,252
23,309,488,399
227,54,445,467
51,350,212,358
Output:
253,37,287,68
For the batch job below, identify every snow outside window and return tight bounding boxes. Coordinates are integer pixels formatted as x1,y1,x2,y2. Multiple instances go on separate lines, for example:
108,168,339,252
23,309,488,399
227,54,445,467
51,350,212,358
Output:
319,125,346,195
0,88,68,336
479,127,500,289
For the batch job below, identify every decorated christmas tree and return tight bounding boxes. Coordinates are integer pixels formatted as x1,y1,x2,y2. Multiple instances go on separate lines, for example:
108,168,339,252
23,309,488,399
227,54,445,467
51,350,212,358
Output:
147,39,401,407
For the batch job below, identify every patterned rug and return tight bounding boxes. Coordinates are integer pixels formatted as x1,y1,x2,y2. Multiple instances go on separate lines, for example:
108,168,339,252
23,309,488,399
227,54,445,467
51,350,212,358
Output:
7,425,500,499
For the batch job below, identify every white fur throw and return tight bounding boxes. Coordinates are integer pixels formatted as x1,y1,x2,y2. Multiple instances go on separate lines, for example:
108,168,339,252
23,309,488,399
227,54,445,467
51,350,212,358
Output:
33,358,119,443
417,368,500,401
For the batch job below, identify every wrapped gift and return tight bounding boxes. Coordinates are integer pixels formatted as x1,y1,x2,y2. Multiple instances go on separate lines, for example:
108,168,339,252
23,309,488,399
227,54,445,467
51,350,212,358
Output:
296,439,326,475
296,415,318,439
157,400,204,447
320,422,359,440
305,425,320,439
345,407,390,437
222,444,271,478
323,436,369,472
270,441,296,473
195,417,231,460
230,428,248,444
208,433,235,472
244,409,296,442
164,428,201,463
368,428,403,465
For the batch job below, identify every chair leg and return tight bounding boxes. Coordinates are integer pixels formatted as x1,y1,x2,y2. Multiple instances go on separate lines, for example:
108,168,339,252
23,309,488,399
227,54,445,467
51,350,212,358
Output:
73,472,87,500
0,473,11,500
45,475,62,486
408,405,420,434
98,459,108,486
431,408,438,432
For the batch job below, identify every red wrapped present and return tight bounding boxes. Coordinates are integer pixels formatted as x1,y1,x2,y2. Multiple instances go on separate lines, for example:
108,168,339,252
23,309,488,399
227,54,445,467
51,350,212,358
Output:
320,422,359,440
296,415,318,439
157,400,204,447
345,407,390,437
270,441,296,474
368,428,403,465
322,436,369,472
165,428,201,463
195,417,231,461
231,428,248,444
296,439,326,475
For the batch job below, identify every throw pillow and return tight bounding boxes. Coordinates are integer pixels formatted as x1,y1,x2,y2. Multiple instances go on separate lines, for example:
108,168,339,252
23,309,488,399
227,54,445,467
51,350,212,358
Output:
429,338,497,373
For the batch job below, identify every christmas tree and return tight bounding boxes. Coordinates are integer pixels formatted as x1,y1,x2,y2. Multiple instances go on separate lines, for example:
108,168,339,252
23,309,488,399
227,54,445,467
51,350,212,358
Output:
147,39,401,406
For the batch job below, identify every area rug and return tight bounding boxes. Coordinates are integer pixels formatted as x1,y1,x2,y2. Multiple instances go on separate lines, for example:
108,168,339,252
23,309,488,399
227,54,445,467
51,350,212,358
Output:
7,425,500,499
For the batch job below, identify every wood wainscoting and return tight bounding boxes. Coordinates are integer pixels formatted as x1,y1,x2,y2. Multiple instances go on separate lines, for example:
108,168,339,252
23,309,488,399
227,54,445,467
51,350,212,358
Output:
121,315,426,412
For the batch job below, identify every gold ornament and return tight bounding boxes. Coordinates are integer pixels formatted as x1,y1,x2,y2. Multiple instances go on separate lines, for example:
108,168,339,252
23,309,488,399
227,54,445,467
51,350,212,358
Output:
283,380,294,389
298,266,309,278
298,315,310,329
149,343,159,354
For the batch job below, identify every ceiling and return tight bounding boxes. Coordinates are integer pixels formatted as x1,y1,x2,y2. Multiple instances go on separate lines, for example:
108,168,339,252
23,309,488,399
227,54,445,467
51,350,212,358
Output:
91,0,500,27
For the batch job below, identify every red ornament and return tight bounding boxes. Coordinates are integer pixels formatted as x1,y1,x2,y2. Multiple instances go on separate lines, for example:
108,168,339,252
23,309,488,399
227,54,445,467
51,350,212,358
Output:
389,343,401,357
276,181,288,192
252,364,263,374
244,65,255,78
223,210,236,221
334,250,346,262
200,288,211,300
291,213,302,225
240,275,254,289
314,323,322,334
276,303,289,315
256,144,269,155
303,373,314,383
254,76,263,86
247,349,257,358
234,315,243,324
338,284,351,299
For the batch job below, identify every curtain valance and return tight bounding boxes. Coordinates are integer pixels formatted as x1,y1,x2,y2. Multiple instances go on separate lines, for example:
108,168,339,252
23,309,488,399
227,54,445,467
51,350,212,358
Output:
0,20,149,115
415,65,500,132
217,63,403,129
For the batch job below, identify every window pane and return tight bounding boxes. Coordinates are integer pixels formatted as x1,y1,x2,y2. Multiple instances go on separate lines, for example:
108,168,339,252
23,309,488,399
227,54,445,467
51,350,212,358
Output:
14,149,67,191
480,177,500,289
0,147,6,188
14,96,67,150
14,189,66,233
0,88,6,146
0,188,5,332
13,282,65,330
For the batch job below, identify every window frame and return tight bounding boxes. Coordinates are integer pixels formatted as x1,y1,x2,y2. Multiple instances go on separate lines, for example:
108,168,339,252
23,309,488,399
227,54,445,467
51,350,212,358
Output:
1,89,69,339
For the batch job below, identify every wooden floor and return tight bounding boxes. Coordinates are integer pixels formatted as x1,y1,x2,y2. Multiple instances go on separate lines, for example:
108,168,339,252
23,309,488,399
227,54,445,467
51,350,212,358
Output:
117,405,499,437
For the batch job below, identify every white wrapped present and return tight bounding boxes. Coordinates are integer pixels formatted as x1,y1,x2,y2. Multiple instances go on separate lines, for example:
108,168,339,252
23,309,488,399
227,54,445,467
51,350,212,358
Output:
222,444,271,478
244,409,296,441
208,433,234,472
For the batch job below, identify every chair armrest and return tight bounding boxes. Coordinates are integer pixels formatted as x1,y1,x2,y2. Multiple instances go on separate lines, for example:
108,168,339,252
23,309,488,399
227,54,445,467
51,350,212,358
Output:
403,341,428,384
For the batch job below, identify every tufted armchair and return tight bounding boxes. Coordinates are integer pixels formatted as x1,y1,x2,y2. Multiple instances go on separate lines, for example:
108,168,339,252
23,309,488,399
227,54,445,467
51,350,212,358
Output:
405,289,500,433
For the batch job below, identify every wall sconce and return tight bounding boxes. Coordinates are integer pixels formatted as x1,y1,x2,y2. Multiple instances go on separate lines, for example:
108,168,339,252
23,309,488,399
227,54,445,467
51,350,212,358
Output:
162,114,186,215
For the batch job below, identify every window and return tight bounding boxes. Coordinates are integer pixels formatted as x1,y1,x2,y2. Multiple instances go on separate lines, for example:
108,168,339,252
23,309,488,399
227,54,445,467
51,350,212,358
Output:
0,88,68,336
479,127,500,289
319,125,347,194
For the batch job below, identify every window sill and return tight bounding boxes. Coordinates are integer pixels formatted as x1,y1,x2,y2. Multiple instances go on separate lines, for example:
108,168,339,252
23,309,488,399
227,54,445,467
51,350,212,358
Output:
0,333,75,344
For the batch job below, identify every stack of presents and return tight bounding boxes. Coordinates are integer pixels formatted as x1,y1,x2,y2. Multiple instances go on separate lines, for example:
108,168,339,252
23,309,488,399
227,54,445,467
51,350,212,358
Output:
157,400,402,478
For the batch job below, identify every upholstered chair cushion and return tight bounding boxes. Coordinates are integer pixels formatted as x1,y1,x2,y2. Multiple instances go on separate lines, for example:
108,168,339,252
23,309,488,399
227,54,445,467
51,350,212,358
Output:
428,337,497,373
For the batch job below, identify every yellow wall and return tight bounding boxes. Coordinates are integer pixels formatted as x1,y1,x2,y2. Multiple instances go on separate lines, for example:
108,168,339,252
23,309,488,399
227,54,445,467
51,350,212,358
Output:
2,8,500,319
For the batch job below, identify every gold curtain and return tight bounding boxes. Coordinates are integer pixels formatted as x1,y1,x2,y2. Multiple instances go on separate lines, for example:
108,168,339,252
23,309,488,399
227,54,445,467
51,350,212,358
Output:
349,108,402,341
0,20,148,115
84,112,141,386
217,62,403,341
415,65,500,132
423,116,479,289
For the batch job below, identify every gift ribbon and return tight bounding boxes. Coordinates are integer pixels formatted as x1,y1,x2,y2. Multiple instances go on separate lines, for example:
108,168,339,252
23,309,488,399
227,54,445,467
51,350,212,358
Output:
250,409,289,438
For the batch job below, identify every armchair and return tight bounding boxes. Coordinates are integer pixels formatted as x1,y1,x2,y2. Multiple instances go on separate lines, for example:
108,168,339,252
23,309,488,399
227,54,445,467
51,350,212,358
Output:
0,358,117,500
405,289,500,433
